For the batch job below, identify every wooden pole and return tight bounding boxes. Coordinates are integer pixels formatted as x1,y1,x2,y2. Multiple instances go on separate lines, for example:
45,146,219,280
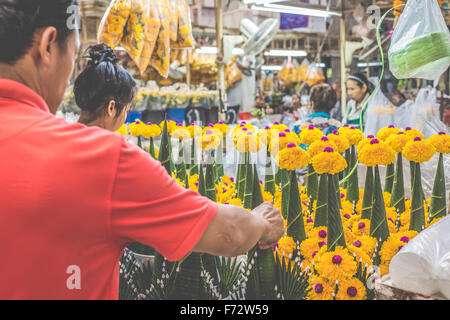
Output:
340,3,347,119
215,0,226,121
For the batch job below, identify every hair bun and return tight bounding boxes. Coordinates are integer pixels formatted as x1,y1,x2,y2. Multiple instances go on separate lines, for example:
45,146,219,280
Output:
86,44,118,66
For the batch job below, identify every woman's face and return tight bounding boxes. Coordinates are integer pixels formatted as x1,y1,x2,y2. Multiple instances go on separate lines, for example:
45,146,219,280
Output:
346,80,367,103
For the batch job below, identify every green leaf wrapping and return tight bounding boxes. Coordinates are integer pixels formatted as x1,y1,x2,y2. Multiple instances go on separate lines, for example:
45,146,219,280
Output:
255,248,277,300
252,164,264,210
198,164,206,197
370,165,390,243
306,163,319,203
280,169,290,220
390,152,406,214
215,143,225,180
176,140,188,188
264,149,276,196
172,253,202,299
137,135,143,149
343,149,351,189
361,166,374,220
274,251,311,300
205,162,217,202
149,137,155,158
429,153,447,222
384,163,395,194
333,174,341,210
286,170,306,243
158,120,172,174
409,162,426,232
327,174,346,251
168,132,175,174
201,253,219,290
237,152,248,201
346,146,360,203
275,164,283,186
243,155,254,210
189,139,199,175
313,174,328,228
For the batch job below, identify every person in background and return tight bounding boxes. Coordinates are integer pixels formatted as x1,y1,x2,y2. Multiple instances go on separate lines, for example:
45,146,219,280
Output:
295,83,339,136
342,73,374,130
0,0,284,300
292,92,310,122
75,44,136,131
330,81,343,122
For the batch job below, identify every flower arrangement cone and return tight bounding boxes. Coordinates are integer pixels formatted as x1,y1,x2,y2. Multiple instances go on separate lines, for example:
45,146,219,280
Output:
409,161,426,232
384,163,395,194
361,166,374,220
327,173,346,251
389,152,406,214
429,153,447,223
346,146,360,204
369,165,390,244
264,148,276,196
313,174,328,228
158,119,172,175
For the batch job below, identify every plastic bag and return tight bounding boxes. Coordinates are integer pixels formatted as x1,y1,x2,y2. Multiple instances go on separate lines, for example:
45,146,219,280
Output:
389,216,450,298
172,0,195,48
97,0,131,48
225,59,243,89
150,0,171,77
168,0,179,43
364,86,396,136
305,64,325,87
411,88,448,138
388,0,450,82
134,0,161,74
120,0,147,61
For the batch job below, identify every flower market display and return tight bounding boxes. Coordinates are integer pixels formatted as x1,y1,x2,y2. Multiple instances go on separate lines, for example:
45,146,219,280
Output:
115,119,449,300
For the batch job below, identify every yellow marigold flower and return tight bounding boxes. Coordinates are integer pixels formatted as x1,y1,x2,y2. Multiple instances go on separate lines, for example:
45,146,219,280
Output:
379,262,390,276
427,216,444,227
270,122,288,133
428,132,450,154
307,136,338,158
351,235,377,257
358,138,396,167
258,127,279,146
308,277,335,300
315,247,358,281
327,130,350,153
202,126,223,137
213,121,230,136
232,125,256,145
308,226,328,241
390,230,418,244
379,237,405,264
115,124,128,136
187,124,203,138
198,132,221,151
403,137,436,163
351,219,371,237
128,120,142,137
159,120,177,135
276,144,310,171
343,126,364,146
347,245,372,267
263,191,274,203
404,127,424,140
300,238,327,260
235,131,262,153
343,226,356,244
377,125,400,141
172,126,191,141
224,198,243,207
385,131,412,153
299,124,324,145
188,174,199,191
335,277,366,300
311,147,347,175
276,236,297,260
171,173,186,188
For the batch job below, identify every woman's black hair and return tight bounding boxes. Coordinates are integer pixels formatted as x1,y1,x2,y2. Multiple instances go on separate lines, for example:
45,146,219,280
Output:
74,44,136,122
310,83,337,114
347,73,375,95
0,0,78,64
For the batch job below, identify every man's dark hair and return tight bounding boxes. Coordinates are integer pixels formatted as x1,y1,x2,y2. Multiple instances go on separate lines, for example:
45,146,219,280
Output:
74,44,137,121
310,83,338,114
0,0,78,64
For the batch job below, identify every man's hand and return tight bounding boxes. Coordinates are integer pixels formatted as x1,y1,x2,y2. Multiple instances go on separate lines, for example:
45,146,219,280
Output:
251,202,284,250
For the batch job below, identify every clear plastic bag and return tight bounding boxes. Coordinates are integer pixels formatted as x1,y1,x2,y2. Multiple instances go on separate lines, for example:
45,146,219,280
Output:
120,0,147,62
364,87,396,136
150,0,171,77
411,88,448,138
390,216,450,298
134,0,161,74
305,64,325,87
97,0,131,48
172,0,195,49
388,0,450,82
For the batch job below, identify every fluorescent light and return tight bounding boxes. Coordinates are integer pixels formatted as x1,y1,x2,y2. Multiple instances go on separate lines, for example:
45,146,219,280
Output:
264,49,307,57
357,62,383,67
243,0,287,4
232,48,245,55
251,4,341,18
195,47,244,55
315,63,326,68
262,65,283,71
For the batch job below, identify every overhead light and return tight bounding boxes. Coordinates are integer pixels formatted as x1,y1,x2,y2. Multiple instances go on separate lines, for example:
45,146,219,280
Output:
264,49,307,57
314,63,326,68
251,4,341,18
195,46,244,55
262,65,283,71
357,62,383,67
243,0,287,4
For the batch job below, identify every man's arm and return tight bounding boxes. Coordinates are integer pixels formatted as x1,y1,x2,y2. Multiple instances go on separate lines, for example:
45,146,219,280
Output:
192,202,284,257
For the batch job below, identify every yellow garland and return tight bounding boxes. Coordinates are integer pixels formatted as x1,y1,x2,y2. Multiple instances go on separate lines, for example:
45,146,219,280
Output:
128,121,142,137
428,132,450,154
403,138,436,163
307,138,338,158
344,127,364,146
358,139,396,167
311,150,347,175
307,277,335,300
335,277,367,300
299,125,324,145
172,127,191,141
276,146,310,171
377,126,400,141
315,247,358,281
385,132,412,153
327,131,350,153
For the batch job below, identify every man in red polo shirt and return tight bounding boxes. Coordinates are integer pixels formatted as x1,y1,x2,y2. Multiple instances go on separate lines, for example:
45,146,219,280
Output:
0,1,284,299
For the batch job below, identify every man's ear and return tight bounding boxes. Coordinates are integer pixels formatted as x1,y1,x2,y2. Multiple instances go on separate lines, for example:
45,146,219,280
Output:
37,27,58,66
107,100,117,117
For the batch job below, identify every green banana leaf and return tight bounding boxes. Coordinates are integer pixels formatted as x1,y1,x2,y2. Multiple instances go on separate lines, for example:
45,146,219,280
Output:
264,149,276,196
327,173,346,251
237,152,248,201
176,140,188,188
172,253,203,299
190,138,199,175
384,163,395,194
158,120,172,175
286,170,306,243
313,174,328,228
198,164,206,197
149,137,155,159
280,169,290,220
346,146,360,203
409,162,426,232
390,152,406,214
205,162,217,202
370,165,390,243
306,163,319,204
429,153,447,223
361,166,374,220
343,149,351,189
274,252,311,300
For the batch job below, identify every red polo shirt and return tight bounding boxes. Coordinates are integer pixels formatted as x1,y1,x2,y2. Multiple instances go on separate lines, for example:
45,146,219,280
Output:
0,79,218,300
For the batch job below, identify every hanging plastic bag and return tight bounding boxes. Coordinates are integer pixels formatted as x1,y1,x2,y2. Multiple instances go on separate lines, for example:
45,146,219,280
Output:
120,0,147,62
134,0,161,74
305,64,325,87
97,0,131,48
168,0,179,43
172,0,195,48
388,0,450,82
150,0,171,77
225,59,243,89
364,87,397,136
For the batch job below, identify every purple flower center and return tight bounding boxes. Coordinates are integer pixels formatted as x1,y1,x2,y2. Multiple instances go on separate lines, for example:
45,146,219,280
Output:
208,123,214,127
205,130,213,135
287,142,297,148
332,255,342,265
265,126,271,130
367,135,375,138
178,123,183,126
242,127,248,131
230,177,235,182
353,240,362,248
350,126,356,130
135,120,141,124
318,230,327,238
273,122,279,125
285,129,290,133
224,202,229,205
405,127,412,131
315,283,324,294
388,218,394,223
332,130,339,135
321,136,329,141
241,121,247,124
398,245,404,251
312,251,318,258
272,243,279,249
318,241,326,248
279,132,286,137
191,123,195,126
400,236,409,243
344,214,351,219
343,124,349,127
340,193,345,198
438,132,446,135
370,138,380,144
358,222,365,229
218,121,224,124
247,132,253,135
147,122,152,125
414,137,422,141
398,131,405,135
307,218,314,223
222,189,227,193
388,125,395,128
308,124,315,130
347,286,358,297
324,147,334,153
195,182,199,187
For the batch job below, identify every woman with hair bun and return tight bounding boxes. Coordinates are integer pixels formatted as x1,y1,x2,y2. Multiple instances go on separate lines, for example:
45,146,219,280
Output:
75,43,137,131
342,73,374,130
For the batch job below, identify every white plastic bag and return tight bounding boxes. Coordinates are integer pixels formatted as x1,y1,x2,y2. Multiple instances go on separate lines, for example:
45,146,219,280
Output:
364,86,396,136
388,0,450,82
389,216,450,298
